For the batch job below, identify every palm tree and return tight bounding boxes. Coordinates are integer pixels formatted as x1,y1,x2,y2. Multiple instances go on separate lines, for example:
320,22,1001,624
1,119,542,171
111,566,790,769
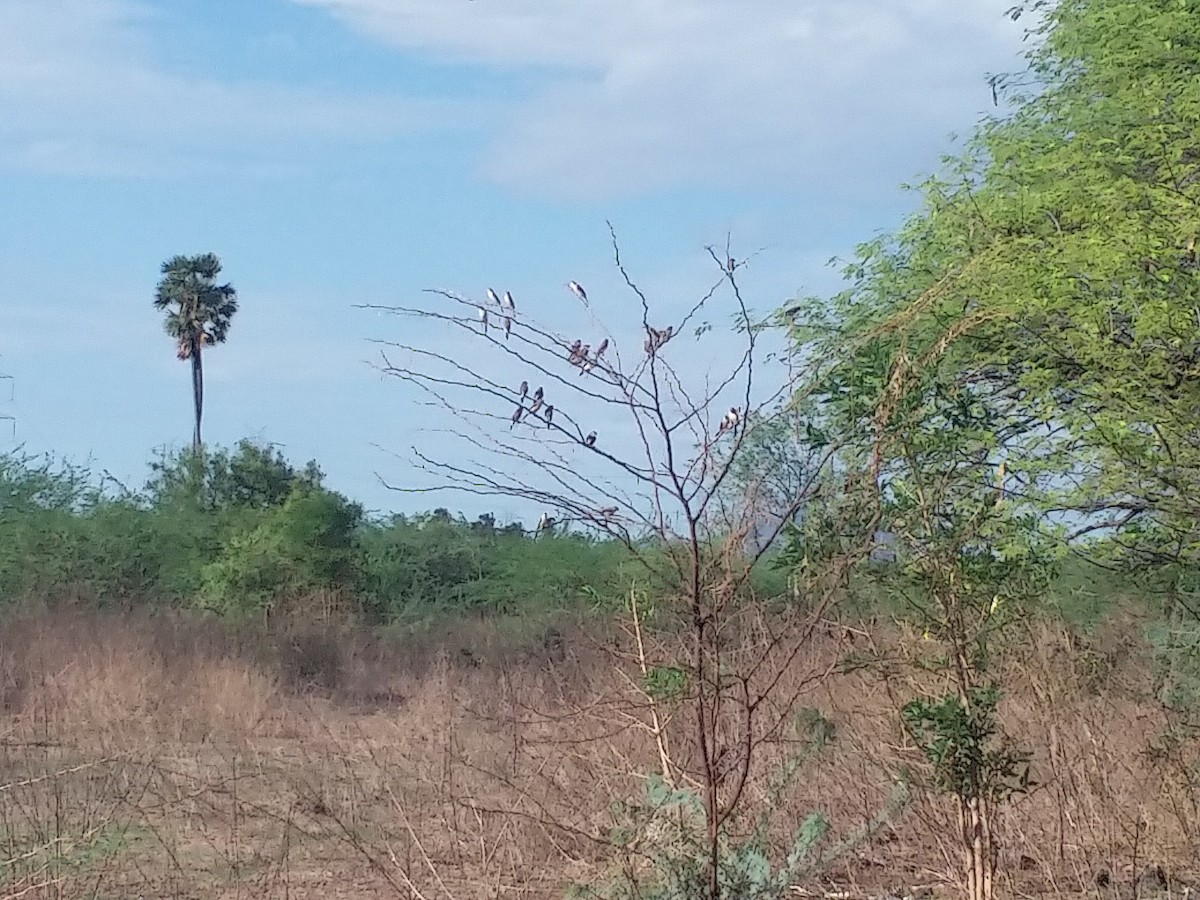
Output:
154,253,238,451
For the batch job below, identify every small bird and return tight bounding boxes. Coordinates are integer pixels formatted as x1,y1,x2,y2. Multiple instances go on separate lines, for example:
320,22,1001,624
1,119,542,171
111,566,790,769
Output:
479,306,489,333
487,288,501,307
503,290,516,312
579,360,594,376
503,315,512,339
533,386,544,402
510,406,524,428
567,280,588,306
595,338,609,359
584,431,597,447
519,380,529,399
573,344,590,368
567,340,583,365
645,325,674,355
544,404,554,426
718,407,740,436
597,506,618,521
530,396,544,415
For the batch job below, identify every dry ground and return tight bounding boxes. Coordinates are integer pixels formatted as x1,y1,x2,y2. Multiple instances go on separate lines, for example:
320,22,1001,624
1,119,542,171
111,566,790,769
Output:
0,605,1197,899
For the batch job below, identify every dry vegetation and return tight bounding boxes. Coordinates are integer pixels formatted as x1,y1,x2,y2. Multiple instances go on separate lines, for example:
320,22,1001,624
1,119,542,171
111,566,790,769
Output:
0,604,1195,900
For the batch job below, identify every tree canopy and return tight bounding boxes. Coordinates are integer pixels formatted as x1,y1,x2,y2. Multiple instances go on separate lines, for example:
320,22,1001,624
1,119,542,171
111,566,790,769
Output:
154,253,238,450
796,0,1200,573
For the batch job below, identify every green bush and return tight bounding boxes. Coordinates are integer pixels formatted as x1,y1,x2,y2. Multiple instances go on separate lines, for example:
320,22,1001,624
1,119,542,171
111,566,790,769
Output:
199,485,361,616
572,711,908,900
0,444,667,621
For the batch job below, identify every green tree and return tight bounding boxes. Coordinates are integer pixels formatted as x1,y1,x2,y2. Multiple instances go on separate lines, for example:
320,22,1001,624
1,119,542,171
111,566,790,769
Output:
198,484,362,618
832,0,1198,559
146,440,322,513
781,0,1200,891
154,253,238,451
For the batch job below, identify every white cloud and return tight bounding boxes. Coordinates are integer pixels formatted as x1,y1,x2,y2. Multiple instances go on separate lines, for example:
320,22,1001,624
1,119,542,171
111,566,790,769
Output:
0,0,1030,195
0,0,468,178
292,0,1028,199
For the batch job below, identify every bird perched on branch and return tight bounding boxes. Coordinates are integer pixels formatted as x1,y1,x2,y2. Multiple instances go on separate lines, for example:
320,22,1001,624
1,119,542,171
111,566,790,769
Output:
518,380,528,400
501,290,515,339
533,386,544,403
644,325,674,355
510,405,523,428
530,396,544,415
597,506,618,521
572,344,590,371
584,431,597,447
478,306,489,334
486,288,501,307
717,407,740,436
543,405,554,427
567,340,583,366
567,280,588,306
595,338,609,359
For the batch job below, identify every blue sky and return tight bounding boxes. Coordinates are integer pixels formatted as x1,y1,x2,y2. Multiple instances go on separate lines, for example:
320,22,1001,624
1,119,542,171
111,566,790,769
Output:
0,0,1027,520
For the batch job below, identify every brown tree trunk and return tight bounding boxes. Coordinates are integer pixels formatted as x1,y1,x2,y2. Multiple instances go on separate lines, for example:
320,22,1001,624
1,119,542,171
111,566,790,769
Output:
952,639,994,900
191,343,204,452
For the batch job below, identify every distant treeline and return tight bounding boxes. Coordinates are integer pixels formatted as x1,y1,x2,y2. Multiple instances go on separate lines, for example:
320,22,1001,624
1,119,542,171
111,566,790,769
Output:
0,440,710,623
0,441,796,624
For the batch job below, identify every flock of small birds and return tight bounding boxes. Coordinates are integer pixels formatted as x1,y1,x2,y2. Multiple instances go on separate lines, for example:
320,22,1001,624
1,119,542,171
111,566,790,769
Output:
472,279,741,534
484,283,602,451
479,287,517,339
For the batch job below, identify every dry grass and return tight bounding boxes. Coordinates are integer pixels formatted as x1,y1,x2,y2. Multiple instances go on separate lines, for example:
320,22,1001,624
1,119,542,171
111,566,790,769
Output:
0,605,1196,899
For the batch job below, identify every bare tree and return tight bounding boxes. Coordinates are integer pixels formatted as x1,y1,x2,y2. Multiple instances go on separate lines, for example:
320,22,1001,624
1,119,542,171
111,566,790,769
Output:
363,227,890,899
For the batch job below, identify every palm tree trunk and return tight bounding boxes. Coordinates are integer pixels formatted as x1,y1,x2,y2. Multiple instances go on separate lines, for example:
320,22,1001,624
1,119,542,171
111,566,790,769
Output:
191,344,204,452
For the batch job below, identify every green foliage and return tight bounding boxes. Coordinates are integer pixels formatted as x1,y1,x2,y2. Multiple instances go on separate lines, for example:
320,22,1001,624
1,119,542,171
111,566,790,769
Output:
572,713,908,900
154,253,238,351
1145,581,1200,728
0,452,145,605
642,665,689,702
794,0,1200,588
902,688,1034,805
571,773,830,900
777,19,1200,883
145,441,322,512
0,443,692,624
198,485,362,616
354,516,639,622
